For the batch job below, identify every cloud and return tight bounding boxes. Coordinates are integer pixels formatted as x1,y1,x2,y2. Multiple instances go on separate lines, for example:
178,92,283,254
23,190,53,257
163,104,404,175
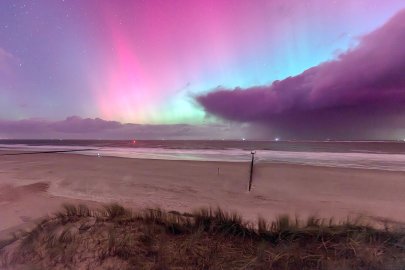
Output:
197,9,405,139
0,116,252,140
50,116,122,133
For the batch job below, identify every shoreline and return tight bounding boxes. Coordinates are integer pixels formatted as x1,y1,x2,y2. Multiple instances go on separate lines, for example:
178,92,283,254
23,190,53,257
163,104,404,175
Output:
3,145,405,171
4,148,405,174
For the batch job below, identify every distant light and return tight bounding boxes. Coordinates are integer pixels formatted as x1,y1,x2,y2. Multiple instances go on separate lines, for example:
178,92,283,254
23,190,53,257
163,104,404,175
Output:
274,137,280,142
97,153,101,157
242,138,246,141
132,140,136,144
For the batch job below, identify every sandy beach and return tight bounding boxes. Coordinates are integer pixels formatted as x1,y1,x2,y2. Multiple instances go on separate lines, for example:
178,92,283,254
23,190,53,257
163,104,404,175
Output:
1,150,405,239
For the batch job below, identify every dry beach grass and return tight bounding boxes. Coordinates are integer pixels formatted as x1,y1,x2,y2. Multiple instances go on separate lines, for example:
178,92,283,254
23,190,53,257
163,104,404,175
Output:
1,204,405,270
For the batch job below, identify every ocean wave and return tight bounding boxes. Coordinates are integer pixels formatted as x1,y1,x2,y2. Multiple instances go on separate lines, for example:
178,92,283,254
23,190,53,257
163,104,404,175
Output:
2,143,405,172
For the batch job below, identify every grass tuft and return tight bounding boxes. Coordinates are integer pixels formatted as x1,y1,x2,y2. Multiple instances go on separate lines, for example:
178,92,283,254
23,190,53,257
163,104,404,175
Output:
103,203,131,221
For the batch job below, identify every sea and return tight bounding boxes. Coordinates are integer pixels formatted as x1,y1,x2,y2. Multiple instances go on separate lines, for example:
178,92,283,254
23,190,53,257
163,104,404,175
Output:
1,140,405,172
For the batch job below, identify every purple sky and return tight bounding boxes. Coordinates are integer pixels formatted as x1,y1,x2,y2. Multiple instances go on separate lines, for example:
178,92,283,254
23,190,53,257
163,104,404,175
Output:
1,1,405,140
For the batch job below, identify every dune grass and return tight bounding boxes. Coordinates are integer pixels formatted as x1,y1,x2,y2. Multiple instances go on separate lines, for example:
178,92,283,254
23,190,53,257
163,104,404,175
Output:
1,204,405,269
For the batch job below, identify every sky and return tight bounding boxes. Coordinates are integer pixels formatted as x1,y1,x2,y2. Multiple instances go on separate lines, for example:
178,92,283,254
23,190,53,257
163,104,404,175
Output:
1,0,405,139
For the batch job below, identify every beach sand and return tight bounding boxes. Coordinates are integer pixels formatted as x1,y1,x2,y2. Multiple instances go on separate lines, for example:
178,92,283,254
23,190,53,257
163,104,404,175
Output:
1,151,405,238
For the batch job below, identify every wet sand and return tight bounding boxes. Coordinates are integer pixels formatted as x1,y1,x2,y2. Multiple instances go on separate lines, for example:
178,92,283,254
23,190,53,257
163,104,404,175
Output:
1,151,405,238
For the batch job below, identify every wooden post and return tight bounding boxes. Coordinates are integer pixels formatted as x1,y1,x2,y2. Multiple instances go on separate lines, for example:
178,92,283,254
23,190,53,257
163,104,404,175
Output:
248,151,255,191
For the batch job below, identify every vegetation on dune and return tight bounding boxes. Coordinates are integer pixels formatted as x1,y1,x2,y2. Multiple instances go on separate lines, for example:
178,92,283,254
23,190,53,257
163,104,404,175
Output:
1,204,405,270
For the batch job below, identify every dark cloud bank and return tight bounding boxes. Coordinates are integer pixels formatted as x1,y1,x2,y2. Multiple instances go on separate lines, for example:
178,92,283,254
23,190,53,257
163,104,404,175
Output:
0,116,251,140
197,10,405,140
